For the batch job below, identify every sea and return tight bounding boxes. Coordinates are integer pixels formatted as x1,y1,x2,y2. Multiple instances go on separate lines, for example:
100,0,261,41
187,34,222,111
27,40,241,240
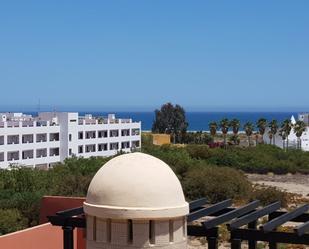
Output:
25,111,298,131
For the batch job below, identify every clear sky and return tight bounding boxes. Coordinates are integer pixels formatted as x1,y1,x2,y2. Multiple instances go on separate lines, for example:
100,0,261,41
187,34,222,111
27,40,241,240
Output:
0,1,308,112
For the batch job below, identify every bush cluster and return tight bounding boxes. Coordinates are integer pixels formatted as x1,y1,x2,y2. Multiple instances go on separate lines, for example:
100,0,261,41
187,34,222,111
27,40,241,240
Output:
1,139,299,235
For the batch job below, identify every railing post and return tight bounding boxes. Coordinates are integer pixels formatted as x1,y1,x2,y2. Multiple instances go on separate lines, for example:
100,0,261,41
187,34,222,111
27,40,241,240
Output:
63,226,74,249
207,227,219,249
268,213,277,249
231,238,242,249
248,220,257,249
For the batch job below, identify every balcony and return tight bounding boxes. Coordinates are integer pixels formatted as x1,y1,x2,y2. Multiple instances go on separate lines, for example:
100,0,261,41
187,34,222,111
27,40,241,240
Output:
98,143,108,151
110,142,119,150
22,134,34,144
98,130,108,138
22,150,34,159
85,144,96,153
7,151,19,161
85,131,96,139
121,141,130,149
121,129,130,136
50,148,60,156
131,128,140,136
36,148,47,158
132,140,140,148
110,130,119,137
50,133,60,142
7,135,19,145
36,133,47,143
22,121,34,127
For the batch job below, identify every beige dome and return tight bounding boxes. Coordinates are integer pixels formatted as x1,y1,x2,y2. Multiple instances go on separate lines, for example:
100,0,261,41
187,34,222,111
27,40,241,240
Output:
84,152,189,219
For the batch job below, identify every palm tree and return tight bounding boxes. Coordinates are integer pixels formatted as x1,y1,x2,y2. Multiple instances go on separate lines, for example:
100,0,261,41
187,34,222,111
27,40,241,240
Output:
281,119,292,150
244,122,254,147
294,120,306,149
229,118,240,146
219,118,230,148
209,122,217,142
269,119,278,145
256,118,267,144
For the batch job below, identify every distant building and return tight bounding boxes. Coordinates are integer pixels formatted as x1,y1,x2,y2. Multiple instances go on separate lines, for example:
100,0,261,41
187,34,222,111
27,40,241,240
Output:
0,112,141,169
263,113,309,151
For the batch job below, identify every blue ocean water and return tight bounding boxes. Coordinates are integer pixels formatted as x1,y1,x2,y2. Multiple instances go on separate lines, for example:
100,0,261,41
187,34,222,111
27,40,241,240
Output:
26,111,298,131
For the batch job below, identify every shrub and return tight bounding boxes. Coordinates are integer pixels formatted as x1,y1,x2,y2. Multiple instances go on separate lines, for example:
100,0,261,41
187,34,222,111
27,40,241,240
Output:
252,185,288,208
183,165,252,203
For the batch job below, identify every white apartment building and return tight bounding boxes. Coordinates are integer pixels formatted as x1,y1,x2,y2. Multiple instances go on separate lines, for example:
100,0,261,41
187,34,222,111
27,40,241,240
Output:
0,112,141,169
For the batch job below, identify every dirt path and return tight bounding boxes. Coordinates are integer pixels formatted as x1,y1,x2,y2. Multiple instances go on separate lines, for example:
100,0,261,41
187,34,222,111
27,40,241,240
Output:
247,173,309,197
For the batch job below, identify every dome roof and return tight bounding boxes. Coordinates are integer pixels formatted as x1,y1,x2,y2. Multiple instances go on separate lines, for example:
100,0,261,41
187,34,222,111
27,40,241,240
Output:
84,152,188,219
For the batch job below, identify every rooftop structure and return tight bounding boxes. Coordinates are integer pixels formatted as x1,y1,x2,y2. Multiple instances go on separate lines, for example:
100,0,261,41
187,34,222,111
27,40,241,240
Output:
84,152,189,249
0,112,141,169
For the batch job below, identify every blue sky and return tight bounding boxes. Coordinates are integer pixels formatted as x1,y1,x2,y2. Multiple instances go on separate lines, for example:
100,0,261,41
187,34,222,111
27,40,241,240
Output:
0,1,308,112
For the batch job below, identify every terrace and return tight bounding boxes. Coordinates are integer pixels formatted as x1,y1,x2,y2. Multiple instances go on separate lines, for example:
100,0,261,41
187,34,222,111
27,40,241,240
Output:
7,151,19,161
36,148,47,158
22,150,34,159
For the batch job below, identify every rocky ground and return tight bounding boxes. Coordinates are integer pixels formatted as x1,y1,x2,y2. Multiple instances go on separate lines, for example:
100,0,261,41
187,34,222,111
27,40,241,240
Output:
247,173,309,198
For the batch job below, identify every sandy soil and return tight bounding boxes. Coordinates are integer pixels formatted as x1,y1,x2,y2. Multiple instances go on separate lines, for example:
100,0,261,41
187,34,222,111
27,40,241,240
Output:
247,173,309,197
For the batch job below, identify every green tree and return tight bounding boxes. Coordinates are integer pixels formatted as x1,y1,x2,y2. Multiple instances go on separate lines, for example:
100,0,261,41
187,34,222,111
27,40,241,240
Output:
280,119,292,150
294,120,306,149
152,103,188,143
269,120,278,145
219,118,229,148
209,122,217,141
256,118,267,144
244,122,254,147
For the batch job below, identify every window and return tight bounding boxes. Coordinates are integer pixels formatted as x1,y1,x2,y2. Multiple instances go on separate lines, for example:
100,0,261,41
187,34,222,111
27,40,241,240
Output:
98,143,108,151
110,130,119,137
0,152,4,162
69,149,72,155
110,142,119,150
69,134,72,142
98,130,108,138
70,119,77,122
78,132,83,140
78,145,83,154
36,133,47,142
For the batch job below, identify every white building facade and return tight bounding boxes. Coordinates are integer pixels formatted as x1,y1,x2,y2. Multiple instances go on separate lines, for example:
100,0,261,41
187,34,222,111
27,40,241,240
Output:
0,112,141,169
263,113,309,151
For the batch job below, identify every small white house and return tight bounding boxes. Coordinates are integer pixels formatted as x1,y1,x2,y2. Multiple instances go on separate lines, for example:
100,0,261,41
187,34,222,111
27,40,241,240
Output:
263,113,309,151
